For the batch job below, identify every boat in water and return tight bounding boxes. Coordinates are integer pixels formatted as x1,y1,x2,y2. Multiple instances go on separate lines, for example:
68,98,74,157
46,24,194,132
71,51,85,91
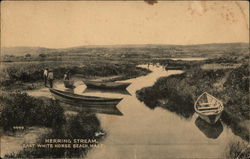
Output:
83,80,131,90
194,92,224,124
83,87,131,96
49,88,123,108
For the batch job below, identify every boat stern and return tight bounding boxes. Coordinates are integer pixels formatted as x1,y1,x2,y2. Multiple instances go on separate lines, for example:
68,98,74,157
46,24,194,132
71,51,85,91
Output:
199,112,222,125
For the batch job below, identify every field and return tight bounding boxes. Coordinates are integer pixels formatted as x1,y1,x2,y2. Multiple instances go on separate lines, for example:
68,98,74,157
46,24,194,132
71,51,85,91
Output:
1,43,248,90
0,61,150,91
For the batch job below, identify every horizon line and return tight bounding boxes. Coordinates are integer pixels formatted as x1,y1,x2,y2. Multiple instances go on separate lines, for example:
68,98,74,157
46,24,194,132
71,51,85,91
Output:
1,42,249,49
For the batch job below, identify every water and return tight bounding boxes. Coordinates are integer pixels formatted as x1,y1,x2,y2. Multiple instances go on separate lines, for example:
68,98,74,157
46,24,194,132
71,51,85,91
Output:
1,63,244,158
84,65,242,159
169,57,207,61
0,127,50,157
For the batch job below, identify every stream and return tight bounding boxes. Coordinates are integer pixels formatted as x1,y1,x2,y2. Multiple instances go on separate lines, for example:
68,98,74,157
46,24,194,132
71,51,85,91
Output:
1,63,244,158
84,64,243,159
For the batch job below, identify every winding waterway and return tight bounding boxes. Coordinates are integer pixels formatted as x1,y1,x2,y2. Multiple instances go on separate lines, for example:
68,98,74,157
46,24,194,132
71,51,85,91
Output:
84,64,243,159
1,63,245,158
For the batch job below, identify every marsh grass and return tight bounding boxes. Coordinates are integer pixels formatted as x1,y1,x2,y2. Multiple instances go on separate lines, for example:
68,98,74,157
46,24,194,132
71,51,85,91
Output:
201,63,241,70
225,140,250,159
0,91,105,158
0,92,65,131
0,61,150,91
136,58,249,140
5,111,104,158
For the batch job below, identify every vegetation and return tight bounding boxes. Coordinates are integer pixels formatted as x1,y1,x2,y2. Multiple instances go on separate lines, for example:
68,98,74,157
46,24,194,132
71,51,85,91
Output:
25,54,31,58
225,140,250,159
0,92,65,131
78,63,151,80
5,111,104,158
136,73,195,119
0,91,104,158
1,43,248,59
137,55,249,140
1,43,249,157
0,61,150,90
151,59,204,70
39,53,46,58
1,42,248,91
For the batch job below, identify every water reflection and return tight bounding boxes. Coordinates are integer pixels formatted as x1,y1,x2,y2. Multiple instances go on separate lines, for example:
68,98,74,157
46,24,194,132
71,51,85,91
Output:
83,87,131,96
169,57,207,61
160,103,195,119
138,94,195,119
86,64,245,159
1,127,51,157
52,81,124,116
64,88,74,93
60,102,123,116
195,117,223,139
25,64,245,159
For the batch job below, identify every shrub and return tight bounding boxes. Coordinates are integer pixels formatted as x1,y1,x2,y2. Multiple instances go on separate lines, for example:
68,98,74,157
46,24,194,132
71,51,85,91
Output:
39,53,46,58
0,92,65,131
136,73,195,119
65,111,101,138
226,140,250,159
5,112,104,158
0,62,150,87
25,54,31,58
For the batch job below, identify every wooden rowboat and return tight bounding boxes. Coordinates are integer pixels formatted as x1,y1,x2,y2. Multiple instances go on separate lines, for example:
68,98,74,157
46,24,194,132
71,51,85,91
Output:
194,92,224,124
83,87,131,95
49,88,122,107
83,80,131,90
64,80,75,88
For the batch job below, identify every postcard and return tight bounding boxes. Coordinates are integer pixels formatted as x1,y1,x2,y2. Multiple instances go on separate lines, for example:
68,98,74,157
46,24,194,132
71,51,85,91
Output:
0,1,249,159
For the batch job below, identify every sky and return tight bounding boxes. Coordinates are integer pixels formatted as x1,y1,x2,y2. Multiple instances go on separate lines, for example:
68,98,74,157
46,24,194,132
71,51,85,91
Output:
1,1,249,48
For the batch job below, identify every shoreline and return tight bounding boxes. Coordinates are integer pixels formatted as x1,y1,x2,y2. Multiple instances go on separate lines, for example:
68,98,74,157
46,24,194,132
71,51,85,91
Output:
0,63,151,92
136,59,249,141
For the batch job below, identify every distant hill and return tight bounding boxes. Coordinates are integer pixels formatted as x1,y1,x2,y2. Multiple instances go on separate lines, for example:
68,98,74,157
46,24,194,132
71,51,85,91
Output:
1,43,249,56
0,47,56,56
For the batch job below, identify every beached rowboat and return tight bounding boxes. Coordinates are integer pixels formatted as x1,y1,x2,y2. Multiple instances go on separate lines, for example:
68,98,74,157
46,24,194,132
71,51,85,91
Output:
83,80,131,89
194,92,224,124
49,88,122,107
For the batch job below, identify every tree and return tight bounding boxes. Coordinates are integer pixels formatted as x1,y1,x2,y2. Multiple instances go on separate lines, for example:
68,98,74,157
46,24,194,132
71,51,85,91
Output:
39,53,46,58
25,53,31,58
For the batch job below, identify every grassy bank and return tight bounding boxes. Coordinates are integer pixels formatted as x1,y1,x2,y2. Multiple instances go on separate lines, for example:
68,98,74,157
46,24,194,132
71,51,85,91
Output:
151,59,204,70
0,91,105,158
225,140,250,159
136,56,249,141
5,111,104,158
0,91,65,131
0,61,150,91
